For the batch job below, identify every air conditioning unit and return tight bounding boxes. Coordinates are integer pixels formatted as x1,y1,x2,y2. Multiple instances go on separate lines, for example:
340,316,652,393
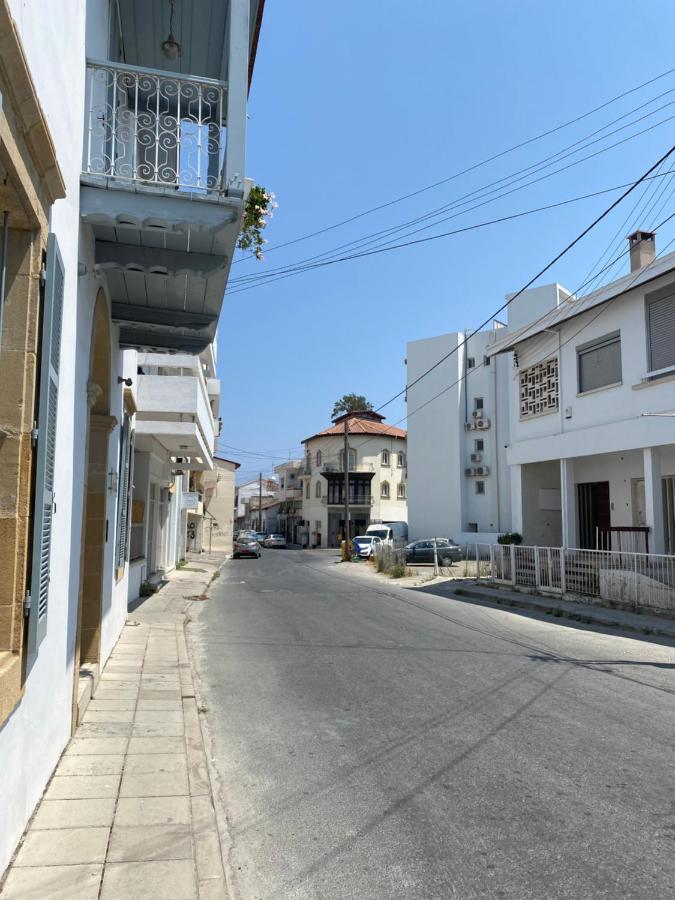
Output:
472,409,484,418
476,418,491,429
464,467,473,477
464,422,476,431
474,466,490,476
470,452,482,463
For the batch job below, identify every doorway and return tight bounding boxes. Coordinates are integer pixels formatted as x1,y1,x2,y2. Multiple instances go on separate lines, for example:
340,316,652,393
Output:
577,481,610,549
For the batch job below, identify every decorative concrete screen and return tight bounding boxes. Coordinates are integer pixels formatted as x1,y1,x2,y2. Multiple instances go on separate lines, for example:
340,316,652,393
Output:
519,357,559,419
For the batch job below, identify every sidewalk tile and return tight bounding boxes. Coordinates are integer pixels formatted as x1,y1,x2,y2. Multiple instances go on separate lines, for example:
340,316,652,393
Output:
138,690,182,701
107,824,192,862
101,860,196,899
92,688,139,700
32,798,115,830
134,709,184,724
119,770,189,797
124,753,188,775
198,877,228,900
13,827,109,867
127,736,185,754
115,796,191,826
132,722,185,737
76,721,133,737
45,774,121,800
82,708,135,723
56,754,125,777
101,671,141,682
66,737,128,756
136,699,183,710
194,830,223,881
88,698,136,710
187,756,210,797
190,796,217,834
0,864,103,899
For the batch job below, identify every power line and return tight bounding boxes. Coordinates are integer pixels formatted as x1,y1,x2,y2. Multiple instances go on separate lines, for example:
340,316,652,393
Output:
233,66,675,263
231,94,675,287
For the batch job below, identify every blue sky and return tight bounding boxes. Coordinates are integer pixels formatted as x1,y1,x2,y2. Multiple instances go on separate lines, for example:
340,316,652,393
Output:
217,0,675,483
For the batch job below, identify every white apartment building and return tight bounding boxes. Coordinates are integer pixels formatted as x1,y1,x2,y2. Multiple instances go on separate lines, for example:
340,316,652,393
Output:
300,411,408,548
0,0,262,875
275,459,304,543
488,230,675,555
406,284,569,543
235,476,278,530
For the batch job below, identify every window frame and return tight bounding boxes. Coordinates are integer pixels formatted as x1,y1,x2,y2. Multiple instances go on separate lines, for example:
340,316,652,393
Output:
397,482,406,499
645,286,675,376
475,481,485,495
576,330,622,395
396,452,405,468
381,449,390,466
315,480,322,498
380,480,390,499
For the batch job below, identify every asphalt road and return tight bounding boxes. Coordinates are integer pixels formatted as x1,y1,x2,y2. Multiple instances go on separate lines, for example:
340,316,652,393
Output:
189,549,675,900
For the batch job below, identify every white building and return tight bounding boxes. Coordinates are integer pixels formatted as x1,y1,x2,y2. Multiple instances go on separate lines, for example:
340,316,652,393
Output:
0,0,262,875
275,459,304,543
202,456,241,553
488,230,675,554
235,477,278,530
406,284,569,543
300,411,408,548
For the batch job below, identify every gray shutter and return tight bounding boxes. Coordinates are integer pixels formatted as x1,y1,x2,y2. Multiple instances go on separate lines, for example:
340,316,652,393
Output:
115,415,132,568
648,293,675,372
27,234,64,651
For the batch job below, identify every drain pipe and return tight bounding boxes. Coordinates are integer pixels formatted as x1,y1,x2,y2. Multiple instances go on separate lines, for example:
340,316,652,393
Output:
0,210,9,355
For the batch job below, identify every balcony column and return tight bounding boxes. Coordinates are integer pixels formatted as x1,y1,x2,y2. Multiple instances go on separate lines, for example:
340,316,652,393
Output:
560,458,577,549
643,447,665,554
510,465,523,536
224,0,249,197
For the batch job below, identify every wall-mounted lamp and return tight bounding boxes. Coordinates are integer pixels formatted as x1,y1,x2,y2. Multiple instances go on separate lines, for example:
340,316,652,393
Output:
118,377,133,386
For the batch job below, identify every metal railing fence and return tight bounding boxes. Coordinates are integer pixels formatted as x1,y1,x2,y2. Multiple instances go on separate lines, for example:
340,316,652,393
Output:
83,59,228,195
474,542,675,614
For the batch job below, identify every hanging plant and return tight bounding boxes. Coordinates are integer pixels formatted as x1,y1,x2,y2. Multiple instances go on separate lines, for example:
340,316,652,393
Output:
237,185,277,261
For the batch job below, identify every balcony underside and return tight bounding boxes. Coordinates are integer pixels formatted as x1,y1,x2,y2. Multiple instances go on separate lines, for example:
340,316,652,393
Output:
81,183,242,351
135,420,213,470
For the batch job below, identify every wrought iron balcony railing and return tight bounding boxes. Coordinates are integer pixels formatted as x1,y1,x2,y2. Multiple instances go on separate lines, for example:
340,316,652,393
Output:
83,59,229,197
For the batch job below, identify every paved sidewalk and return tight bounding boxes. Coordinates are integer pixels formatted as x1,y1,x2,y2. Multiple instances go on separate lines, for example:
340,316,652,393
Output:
1,554,227,900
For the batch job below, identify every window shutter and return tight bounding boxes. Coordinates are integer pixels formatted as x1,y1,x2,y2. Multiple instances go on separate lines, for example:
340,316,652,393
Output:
27,234,64,651
115,415,134,569
648,293,675,372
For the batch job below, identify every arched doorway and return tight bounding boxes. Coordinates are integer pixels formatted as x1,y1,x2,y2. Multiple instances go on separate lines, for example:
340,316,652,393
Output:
74,290,115,720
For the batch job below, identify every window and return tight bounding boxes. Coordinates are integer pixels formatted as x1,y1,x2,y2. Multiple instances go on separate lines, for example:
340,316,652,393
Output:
381,480,390,498
280,478,285,489
315,481,322,498
467,357,475,369
397,483,406,499
519,358,559,418
467,522,478,533
475,439,484,452
289,473,295,480
475,481,485,495
115,412,135,574
316,450,322,467
339,449,356,470
577,331,621,393
646,289,675,372
305,480,310,499
474,397,484,411
397,452,405,467
484,355,491,366
381,449,390,466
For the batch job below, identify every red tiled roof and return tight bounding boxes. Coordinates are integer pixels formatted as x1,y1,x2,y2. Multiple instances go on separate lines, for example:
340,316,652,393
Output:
303,414,406,443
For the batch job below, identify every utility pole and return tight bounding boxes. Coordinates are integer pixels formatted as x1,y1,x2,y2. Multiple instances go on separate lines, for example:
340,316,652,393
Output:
258,472,263,532
343,415,350,560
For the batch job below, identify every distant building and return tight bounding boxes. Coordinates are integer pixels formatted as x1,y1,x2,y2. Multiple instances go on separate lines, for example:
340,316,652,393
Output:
274,460,305,543
202,458,241,553
300,411,408,548
235,478,278,531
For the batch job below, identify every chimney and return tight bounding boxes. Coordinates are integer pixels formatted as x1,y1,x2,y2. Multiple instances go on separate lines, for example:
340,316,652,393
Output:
627,230,655,272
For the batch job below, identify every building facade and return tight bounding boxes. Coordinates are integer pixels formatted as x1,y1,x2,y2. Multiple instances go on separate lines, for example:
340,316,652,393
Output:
275,459,304,543
234,477,278,531
202,457,240,553
300,411,408,548
406,285,568,543
0,0,262,875
488,231,675,555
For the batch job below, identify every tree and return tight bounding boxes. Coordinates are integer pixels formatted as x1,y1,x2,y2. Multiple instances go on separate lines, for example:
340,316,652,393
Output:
332,394,373,420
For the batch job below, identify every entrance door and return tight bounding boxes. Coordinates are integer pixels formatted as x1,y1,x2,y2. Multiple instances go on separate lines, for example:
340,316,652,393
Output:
577,481,610,549
147,483,157,573
664,477,675,554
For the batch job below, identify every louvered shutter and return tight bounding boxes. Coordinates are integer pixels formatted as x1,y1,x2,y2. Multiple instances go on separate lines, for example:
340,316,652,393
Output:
648,293,675,372
115,414,132,569
27,234,64,651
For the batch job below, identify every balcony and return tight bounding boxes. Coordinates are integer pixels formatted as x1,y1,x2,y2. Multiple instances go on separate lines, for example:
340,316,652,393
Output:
135,352,216,469
78,0,262,351
321,463,375,474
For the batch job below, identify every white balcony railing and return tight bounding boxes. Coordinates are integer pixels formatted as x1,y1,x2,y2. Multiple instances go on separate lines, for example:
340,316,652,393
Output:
83,59,229,197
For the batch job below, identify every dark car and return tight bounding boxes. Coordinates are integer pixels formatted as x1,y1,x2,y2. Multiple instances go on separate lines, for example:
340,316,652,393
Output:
405,538,464,566
233,537,262,559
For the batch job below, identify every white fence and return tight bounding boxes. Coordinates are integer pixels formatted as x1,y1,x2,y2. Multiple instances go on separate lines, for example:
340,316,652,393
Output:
474,543,675,614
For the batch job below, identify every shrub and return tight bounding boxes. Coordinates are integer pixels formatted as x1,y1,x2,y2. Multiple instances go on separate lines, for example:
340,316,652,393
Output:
139,580,155,597
497,532,523,545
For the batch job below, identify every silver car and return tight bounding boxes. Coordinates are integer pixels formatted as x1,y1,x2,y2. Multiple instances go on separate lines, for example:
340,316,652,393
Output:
263,534,286,548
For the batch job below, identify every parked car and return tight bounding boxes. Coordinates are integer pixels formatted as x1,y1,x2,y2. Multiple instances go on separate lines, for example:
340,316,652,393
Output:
233,537,262,559
251,531,267,544
352,535,382,558
366,521,409,548
405,539,463,566
263,534,286,548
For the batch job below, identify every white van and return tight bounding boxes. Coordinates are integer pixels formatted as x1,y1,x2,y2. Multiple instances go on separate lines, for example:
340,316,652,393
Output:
366,521,409,548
